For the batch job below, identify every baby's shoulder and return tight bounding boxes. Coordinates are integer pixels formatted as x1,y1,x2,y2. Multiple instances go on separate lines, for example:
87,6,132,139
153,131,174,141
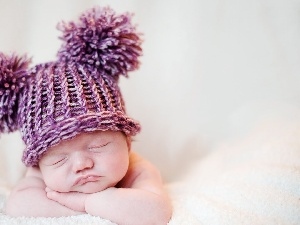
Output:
128,151,159,175
118,151,162,190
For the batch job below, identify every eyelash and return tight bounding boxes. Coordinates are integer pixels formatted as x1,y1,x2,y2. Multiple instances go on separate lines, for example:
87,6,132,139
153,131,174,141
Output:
89,142,110,152
52,157,67,166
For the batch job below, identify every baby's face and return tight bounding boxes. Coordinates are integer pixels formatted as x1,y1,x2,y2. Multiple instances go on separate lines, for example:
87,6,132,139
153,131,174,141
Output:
39,130,130,193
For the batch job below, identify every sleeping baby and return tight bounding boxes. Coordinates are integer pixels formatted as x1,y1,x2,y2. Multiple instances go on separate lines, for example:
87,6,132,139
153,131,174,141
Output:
2,6,172,225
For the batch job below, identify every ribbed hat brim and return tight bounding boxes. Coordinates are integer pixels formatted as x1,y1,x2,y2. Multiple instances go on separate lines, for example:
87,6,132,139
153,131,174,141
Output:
22,111,140,166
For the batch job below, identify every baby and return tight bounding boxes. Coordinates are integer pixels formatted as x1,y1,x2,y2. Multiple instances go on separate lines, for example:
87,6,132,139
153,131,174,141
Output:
2,6,172,225
6,131,172,224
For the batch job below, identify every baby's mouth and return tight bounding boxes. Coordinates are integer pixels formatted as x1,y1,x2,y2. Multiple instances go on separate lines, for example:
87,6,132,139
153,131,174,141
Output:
73,175,101,186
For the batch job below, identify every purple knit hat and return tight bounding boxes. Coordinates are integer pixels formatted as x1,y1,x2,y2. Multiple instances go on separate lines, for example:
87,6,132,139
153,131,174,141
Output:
0,6,142,166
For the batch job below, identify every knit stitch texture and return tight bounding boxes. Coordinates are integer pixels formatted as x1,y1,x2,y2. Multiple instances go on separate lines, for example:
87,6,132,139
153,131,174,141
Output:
0,6,142,166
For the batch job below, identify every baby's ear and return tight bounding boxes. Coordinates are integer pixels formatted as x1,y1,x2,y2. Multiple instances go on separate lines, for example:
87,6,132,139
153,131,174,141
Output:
126,136,132,152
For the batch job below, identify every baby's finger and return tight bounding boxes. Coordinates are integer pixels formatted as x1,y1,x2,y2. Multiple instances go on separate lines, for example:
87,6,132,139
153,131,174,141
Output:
46,191,68,207
45,187,52,192
46,191,86,212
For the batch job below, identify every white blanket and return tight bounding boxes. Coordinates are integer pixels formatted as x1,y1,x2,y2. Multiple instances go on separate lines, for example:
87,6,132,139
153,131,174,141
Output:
0,119,299,225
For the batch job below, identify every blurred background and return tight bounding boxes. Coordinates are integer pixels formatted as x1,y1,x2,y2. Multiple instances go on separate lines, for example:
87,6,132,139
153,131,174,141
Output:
0,0,299,187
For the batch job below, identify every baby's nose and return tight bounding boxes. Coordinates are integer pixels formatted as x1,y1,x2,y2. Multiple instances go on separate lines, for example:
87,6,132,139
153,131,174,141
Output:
72,152,94,173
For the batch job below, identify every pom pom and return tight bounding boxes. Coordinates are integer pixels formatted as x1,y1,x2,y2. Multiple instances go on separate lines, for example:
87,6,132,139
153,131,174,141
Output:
57,6,143,78
0,53,31,132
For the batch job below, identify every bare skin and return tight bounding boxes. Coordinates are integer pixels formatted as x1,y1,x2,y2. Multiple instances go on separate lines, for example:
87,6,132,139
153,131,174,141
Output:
5,131,172,225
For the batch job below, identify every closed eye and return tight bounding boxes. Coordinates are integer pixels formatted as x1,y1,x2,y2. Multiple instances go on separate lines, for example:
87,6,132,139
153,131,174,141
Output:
89,142,110,152
52,157,67,166
42,156,67,166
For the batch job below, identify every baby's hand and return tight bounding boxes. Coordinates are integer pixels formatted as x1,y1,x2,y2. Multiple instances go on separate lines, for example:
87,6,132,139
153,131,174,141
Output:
45,187,88,212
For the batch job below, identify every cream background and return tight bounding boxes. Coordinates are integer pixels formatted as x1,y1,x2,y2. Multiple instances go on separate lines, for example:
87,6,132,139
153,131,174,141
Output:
0,0,299,187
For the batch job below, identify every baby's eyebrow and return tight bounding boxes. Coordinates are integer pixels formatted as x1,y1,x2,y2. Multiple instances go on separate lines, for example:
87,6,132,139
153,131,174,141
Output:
43,150,67,158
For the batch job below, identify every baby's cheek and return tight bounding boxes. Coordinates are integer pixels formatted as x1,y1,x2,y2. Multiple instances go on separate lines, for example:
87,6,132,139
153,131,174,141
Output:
110,156,129,178
44,173,71,192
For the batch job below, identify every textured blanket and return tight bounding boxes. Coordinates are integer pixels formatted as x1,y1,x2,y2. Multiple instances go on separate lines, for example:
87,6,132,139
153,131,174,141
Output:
0,120,299,225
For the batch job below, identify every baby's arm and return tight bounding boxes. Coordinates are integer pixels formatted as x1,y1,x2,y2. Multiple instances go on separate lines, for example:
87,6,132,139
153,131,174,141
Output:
86,152,172,225
47,152,172,225
5,167,82,217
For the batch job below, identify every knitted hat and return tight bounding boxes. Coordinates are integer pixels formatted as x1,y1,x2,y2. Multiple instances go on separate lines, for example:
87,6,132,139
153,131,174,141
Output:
0,6,142,166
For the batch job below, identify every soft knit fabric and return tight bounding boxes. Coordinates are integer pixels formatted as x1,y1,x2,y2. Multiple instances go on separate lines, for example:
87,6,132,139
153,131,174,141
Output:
0,6,142,166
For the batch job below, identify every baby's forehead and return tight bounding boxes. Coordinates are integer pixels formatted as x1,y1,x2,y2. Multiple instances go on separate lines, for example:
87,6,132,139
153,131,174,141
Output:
44,130,124,152
49,131,104,148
